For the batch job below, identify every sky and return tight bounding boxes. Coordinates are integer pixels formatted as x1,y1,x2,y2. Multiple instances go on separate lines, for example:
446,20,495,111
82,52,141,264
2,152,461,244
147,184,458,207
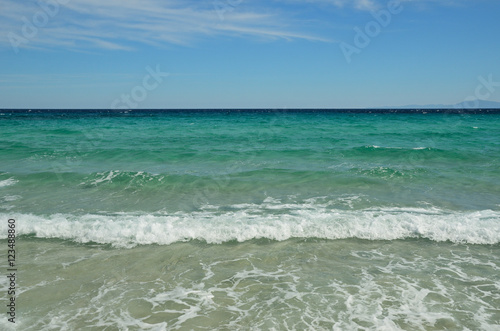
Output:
1,0,500,109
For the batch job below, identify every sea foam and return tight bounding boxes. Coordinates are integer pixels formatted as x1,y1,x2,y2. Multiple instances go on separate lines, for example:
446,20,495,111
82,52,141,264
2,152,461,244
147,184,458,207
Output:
2,205,499,247
0,178,18,188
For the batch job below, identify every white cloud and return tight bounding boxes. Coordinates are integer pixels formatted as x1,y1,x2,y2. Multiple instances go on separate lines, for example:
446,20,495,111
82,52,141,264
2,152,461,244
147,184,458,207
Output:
334,0,379,11
0,0,330,52
278,0,380,11
0,0,472,52
280,0,468,11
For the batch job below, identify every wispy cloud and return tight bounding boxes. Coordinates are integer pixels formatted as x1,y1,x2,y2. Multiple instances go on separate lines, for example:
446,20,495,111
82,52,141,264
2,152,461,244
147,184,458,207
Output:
279,0,468,11
0,0,473,52
333,0,379,11
0,0,330,52
277,0,380,11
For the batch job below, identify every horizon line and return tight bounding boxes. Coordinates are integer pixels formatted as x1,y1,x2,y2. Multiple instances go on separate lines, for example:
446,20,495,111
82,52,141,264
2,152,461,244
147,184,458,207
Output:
2,108,500,113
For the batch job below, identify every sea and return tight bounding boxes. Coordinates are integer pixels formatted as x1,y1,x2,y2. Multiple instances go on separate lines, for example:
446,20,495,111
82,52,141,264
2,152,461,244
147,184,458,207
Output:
1,109,499,330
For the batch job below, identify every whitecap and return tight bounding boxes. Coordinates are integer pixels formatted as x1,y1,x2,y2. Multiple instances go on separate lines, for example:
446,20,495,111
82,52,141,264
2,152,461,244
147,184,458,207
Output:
0,178,18,188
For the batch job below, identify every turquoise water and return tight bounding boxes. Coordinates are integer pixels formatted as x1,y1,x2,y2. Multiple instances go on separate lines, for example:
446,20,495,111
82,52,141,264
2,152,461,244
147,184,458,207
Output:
1,110,499,329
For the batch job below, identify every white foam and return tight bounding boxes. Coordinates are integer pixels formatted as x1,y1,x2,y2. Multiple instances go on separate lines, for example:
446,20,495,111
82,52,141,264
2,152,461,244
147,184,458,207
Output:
368,145,429,150
0,195,20,211
1,195,21,202
2,204,499,247
0,178,18,188
81,170,120,186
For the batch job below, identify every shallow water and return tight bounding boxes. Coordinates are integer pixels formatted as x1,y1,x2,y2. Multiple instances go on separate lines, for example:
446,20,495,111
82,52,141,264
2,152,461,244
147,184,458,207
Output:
2,238,498,330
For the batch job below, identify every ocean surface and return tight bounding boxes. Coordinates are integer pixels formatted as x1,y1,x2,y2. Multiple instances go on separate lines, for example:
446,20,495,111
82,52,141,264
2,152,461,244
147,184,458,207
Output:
1,109,499,330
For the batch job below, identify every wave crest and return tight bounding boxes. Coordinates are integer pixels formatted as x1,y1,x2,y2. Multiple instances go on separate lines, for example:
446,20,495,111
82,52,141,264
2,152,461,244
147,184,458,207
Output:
2,207,499,247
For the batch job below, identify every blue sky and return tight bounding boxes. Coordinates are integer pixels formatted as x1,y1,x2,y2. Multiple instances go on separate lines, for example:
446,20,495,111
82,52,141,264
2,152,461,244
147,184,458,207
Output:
1,0,500,108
